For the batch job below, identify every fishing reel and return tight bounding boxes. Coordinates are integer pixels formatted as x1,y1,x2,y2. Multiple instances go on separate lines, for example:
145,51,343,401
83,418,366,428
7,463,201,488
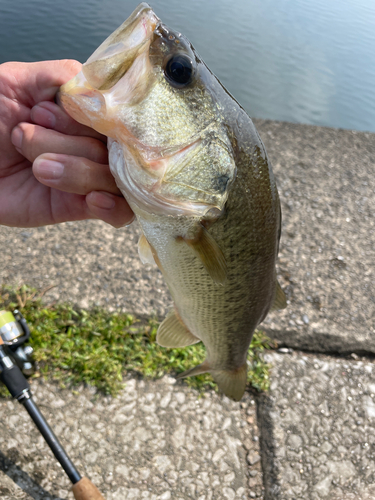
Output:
0,309,106,498
0,309,34,376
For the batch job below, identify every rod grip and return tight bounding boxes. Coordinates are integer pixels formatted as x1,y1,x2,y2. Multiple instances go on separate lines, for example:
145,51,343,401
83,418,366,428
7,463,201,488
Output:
0,363,29,399
72,477,106,500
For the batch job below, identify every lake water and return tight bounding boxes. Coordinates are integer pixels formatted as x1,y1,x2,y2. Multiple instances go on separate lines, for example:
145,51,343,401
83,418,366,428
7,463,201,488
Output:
1,0,374,132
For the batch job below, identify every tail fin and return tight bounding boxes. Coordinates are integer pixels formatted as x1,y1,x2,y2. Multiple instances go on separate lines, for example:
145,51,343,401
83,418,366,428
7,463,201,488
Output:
176,360,247,401
211,363,247,401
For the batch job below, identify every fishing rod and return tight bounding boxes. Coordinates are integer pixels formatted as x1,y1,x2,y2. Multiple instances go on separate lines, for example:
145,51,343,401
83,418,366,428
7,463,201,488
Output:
0,310,105,500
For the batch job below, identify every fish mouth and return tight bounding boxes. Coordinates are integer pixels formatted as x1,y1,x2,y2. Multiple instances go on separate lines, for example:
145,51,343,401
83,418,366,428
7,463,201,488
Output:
82,3,159,90
58,3,236,219
58,2,159,132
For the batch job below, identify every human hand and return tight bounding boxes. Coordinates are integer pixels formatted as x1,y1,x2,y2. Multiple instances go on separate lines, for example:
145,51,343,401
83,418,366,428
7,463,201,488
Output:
0,59,134,228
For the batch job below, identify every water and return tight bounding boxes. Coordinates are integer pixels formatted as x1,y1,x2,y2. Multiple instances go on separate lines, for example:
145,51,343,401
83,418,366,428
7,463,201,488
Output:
1,0,374,132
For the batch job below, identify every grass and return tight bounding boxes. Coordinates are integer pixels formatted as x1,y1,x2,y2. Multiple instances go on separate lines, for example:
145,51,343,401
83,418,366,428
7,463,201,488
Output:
0,285,274,398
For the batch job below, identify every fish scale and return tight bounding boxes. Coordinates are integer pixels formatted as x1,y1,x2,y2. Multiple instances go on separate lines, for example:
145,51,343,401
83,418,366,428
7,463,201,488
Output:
59,2,286,401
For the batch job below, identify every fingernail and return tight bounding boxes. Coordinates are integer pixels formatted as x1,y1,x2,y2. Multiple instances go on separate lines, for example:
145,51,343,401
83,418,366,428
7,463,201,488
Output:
32,104,56,128
125,213,136,226
90,191,116,210
11,127,23,149
33,159,64,180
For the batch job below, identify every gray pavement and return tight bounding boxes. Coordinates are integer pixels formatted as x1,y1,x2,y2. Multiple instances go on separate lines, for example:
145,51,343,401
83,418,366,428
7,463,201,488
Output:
258,352,375,499
259,120,375,354
0,378,262,500
0,119,374,499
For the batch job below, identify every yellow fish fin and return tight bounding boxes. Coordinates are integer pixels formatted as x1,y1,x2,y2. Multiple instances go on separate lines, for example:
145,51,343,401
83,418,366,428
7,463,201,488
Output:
157,310,200,347
270,280,287,311
183,225,227,285
176,359,211,379
137,233,156,265
177,360,247,401
211,363,248,401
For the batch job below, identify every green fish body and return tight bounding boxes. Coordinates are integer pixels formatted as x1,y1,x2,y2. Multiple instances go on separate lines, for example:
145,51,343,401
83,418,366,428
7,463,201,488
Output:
59,3,286,400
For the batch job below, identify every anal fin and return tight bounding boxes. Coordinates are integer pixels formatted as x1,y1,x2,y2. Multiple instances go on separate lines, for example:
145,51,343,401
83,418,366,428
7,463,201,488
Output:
270,280,287,311
183,225,227,285
176,360,210,380
157,310,200,348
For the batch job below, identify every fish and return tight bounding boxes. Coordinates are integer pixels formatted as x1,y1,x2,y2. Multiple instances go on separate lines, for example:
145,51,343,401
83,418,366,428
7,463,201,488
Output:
58,2,286,401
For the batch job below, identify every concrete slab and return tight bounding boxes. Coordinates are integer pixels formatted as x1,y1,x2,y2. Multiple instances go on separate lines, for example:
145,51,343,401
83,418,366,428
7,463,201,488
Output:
0,219,168,319
0,470,34,500
257,351,375,500
0,120,373,354
256,120,375,354
1,119,374,498
0,378,263,500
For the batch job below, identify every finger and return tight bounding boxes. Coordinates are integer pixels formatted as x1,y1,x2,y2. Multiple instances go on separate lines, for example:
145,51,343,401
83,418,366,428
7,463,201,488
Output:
31,101,105,141
2,60,82,104
33,59,82,102
29,59,82,104
11,123,108,164
86,191,135,228
33,153,120,195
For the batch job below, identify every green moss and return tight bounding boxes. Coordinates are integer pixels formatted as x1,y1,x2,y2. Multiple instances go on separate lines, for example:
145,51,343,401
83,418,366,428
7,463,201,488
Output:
0,285,274,397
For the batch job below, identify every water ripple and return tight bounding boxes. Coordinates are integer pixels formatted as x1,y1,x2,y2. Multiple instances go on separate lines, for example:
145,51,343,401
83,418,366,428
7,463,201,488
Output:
0,0,374,132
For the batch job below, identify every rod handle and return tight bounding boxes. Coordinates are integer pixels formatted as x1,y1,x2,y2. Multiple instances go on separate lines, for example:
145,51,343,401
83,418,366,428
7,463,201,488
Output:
72,477,106,500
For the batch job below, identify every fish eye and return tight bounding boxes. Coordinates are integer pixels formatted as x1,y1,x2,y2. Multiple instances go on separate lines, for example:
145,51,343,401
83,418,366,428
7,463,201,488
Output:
164,54,193,87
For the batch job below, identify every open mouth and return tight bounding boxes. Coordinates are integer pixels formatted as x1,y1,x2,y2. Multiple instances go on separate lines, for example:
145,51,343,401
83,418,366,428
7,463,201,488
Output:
58,3,159,132
81,3,159,91
58,3,236,221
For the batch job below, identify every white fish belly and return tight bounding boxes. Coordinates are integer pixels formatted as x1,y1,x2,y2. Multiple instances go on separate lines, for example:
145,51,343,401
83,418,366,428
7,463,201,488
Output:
136,209,275,371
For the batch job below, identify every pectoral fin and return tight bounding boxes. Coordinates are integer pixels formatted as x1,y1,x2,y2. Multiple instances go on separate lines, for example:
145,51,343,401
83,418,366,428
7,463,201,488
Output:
183,225,227,285
157,310,200,347
270,280,287,311
138,233,155,265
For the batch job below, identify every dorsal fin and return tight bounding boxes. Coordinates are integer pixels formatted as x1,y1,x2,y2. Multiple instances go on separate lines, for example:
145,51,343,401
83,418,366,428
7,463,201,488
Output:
270,280,287,311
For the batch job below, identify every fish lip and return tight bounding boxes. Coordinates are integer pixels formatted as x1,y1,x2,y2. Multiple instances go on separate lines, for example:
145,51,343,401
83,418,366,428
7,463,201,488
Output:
58,4,160,124
135,2,160,22
63,3,160,96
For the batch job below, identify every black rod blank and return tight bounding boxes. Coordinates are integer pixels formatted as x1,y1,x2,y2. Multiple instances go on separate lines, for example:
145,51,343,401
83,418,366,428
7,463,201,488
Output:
21,397,81,484
0,345,81,486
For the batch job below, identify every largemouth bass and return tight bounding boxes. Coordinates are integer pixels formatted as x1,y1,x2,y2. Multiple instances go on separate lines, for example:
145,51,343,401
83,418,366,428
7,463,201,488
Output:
59,3,286,401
